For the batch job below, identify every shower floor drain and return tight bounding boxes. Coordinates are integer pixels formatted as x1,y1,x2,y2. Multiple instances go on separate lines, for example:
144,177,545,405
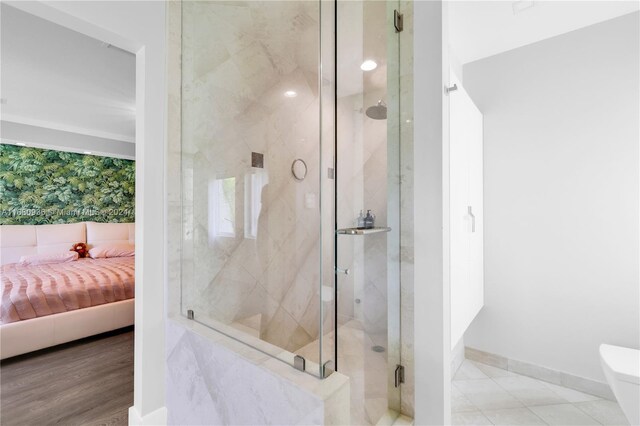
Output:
372,345,386,353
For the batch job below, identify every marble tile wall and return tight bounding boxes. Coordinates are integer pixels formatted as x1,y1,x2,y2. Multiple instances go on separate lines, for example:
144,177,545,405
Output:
335,88,388,332
361,88,390,339
165,317,350,425
335,95,360,325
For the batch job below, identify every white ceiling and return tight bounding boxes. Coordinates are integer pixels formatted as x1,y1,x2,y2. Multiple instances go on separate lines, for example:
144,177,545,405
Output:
1,3,135,144
450,1,640,65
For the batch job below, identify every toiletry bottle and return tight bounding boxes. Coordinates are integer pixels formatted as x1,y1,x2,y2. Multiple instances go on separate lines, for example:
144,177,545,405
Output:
357,210,365,228
364,210,375,229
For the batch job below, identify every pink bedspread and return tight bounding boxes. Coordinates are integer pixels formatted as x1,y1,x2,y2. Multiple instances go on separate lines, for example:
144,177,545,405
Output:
1,257,134,324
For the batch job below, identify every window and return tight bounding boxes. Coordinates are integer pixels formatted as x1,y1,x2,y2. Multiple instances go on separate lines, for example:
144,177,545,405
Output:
208,177,236,241
244,170,268,239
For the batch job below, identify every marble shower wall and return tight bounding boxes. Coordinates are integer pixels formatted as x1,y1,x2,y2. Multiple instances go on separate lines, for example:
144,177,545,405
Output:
166,317,350,425
181,1,330,353
335,92,389,338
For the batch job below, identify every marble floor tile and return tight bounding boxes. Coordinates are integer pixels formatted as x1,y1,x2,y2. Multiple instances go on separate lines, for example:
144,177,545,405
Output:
392,414,414,425
541,382,602,404
366,397,390,424
455,379,524,410
452,411,493,425
454,360,490,381
452,384,478,413
375,409,400,426
452,360,630,426
574,400,630,426
482,407,547,425
529,404,600,425
493,375,569,406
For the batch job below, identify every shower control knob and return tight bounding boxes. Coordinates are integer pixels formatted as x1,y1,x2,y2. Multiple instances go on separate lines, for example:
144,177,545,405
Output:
336,267,350,275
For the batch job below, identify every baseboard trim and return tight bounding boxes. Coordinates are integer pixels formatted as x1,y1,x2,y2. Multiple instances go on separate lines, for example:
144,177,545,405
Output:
465,347,615,400
129,405,167,425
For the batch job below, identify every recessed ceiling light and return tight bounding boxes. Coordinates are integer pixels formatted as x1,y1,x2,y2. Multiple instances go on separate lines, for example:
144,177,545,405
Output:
284,90,298,98
16,142,26,146
84,151,92,155
360,60,377,71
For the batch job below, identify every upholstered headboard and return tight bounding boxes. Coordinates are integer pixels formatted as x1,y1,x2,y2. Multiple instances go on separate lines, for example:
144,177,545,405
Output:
86,222,135,247
0,222,135,265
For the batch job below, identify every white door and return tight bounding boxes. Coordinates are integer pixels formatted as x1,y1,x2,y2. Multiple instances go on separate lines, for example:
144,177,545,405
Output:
450,70,484,349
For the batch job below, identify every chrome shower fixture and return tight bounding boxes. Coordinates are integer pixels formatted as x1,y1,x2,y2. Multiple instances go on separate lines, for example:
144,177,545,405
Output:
365,100,387,120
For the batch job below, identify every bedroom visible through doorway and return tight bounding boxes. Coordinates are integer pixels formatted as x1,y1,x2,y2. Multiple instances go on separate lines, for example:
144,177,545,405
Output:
0,4,138,425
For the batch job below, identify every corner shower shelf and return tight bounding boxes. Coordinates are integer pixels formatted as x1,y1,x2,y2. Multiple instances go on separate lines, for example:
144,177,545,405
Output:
336,227,391,235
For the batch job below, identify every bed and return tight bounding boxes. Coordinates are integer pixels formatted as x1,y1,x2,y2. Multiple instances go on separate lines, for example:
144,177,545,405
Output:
0,221,135,359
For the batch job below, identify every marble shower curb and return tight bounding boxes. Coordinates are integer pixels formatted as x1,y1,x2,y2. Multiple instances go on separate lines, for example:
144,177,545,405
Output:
165,316,351,425
465,347,615,400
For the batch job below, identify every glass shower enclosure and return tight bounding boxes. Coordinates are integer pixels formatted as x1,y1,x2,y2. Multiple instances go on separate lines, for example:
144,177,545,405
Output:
180,1,403,423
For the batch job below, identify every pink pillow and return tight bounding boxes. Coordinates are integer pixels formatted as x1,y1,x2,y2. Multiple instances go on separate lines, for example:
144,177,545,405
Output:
89,243,135,259
19,251,79,266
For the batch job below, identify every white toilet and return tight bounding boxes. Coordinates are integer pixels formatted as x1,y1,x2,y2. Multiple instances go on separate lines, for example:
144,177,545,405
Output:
600,344,640,426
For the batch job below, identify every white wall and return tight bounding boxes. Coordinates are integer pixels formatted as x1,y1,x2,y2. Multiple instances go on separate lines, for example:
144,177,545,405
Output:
1,121,135,159
1,3,137,157
449,1,640,65
5,1,168,422
463,12,640,383
413,1,451,424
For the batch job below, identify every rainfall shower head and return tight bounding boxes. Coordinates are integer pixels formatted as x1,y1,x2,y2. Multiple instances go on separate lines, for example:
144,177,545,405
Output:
365,100,387,120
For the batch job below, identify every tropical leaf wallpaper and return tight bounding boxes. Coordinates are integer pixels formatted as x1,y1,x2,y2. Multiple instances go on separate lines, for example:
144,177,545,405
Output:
0,144,135,225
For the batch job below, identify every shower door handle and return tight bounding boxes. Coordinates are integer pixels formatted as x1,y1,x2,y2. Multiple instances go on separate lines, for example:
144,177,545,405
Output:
468,206,476,233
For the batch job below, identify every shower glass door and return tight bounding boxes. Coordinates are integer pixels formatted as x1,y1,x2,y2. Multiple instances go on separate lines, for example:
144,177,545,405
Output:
180,0,334,378
180,0,403,412
333,1,402,423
